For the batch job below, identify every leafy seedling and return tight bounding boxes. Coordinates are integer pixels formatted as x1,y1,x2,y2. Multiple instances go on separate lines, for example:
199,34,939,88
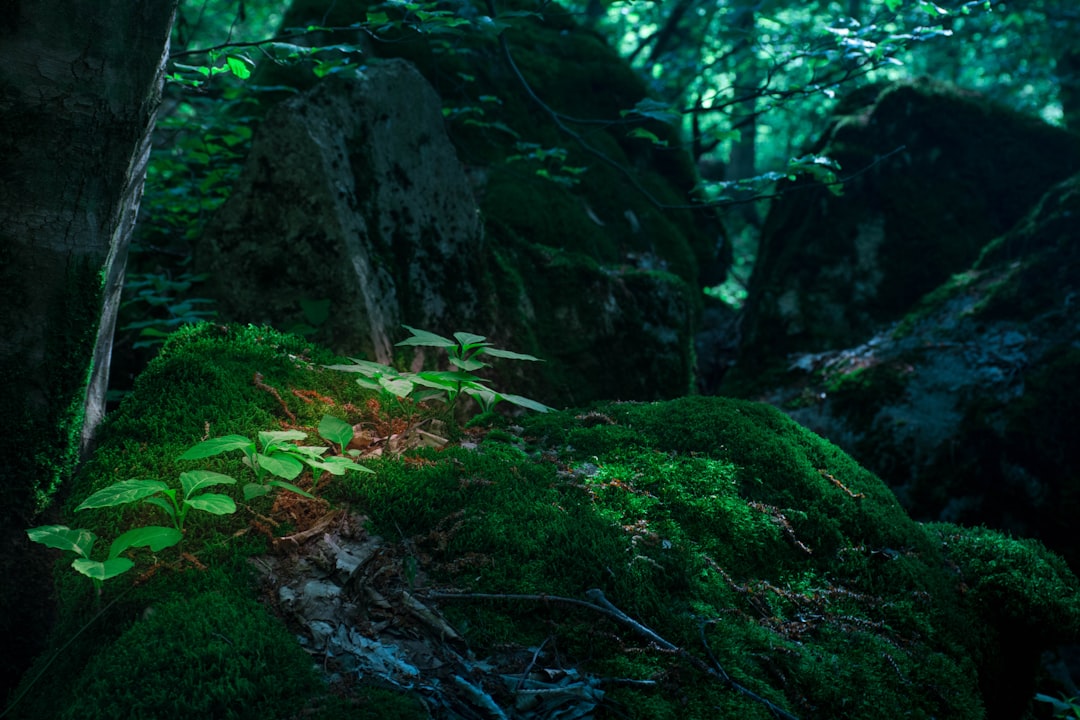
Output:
327,325,552,417
75,472,237,531
26,524,182,591
179,417,372,500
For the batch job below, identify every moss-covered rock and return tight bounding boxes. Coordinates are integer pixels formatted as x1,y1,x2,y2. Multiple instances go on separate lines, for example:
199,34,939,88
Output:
195,1,725,406
746,172,1080,573
9,324,1079,719
728,78,1080,386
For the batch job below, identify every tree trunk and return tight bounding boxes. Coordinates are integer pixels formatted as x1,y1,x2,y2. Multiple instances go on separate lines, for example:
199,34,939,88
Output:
0,0,176,698
724,0,760,227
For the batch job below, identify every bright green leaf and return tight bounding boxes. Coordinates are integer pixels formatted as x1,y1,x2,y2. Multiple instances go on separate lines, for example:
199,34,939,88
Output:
225,55,252,80
72,557,134,582
76,479,168,511
318,414,354,450
27,525,96,558
184,493,237,515
180,470,238,498
449,356,487,372
396,325,457,348
500,393,553,413
179,435,253,460
258,430,308,448
257,452,304,480
108,526,183,559
480,347,543,361
379,376,416,397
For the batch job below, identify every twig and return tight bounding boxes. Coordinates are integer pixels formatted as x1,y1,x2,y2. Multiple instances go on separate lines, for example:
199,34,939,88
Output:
423,588,800,720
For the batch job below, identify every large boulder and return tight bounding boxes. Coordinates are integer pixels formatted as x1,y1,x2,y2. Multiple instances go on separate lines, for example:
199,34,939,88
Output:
195,4,724,405
726,79,1080,385
752,172,1080,570
196,60,485,366
10,323,1080,719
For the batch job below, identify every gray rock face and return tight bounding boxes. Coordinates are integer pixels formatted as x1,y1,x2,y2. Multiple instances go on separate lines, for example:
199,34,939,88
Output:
196,59,484,363
757,172,1080,567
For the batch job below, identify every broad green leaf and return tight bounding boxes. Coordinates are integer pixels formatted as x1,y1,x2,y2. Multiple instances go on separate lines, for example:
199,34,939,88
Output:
318,414,354,450
185,493,237,515
290,445,329,458
453,331,488,348
225,55,252,80
244,483,271,501
323,358,398,376
27,525,96,558
180,470,237,498
306,457,375,476
396,325,457,348
356,376,384,391
417,370,487,385
73,557,133,582
885,0,902,11
179,435,252,460
76,479,168,511
501,393,553,413
144,496,177,520
257,452,304,480
449,356,487,372
258,429,308,448
267,480,315,499
109,526,182,559
380,376,416,397
481,347,543,361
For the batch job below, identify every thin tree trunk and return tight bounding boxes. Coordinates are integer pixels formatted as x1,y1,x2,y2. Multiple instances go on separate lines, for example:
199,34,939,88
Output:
0,0,176,697
725,0,760,226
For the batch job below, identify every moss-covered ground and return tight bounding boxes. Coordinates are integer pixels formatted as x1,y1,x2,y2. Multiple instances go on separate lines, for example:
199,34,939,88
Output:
8,324,1079,719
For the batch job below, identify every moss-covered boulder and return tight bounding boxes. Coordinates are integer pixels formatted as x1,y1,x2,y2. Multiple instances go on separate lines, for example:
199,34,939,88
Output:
9,324,1079,719
195,2,724,406
748,172,1080,572
728,79,1080,384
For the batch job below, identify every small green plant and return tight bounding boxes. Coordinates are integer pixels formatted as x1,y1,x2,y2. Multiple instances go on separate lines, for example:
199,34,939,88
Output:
1036,693,1080,719
75,472,238,531
179,415,373,500
327,325,552,416
26,524,182,590
24,471,236,590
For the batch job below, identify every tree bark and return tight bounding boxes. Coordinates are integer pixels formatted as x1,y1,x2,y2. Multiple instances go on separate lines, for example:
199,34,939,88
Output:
0,0,176,698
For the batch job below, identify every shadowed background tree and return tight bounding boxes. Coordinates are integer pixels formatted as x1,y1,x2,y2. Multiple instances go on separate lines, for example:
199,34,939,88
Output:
0,0,177,698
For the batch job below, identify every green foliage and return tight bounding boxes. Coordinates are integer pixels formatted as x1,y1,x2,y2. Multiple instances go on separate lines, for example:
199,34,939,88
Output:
1036,693,1080,719
118,272,217,349
25,523,181,590
327,325,552,416
178,414,374,500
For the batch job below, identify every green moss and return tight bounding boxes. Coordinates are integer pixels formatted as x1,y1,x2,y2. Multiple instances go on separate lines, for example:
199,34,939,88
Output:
18,325,1079,720
61,590,317,720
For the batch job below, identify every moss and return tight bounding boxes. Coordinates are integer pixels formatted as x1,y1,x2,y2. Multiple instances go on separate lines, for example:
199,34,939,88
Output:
18,324,1080,719
61,590,320,720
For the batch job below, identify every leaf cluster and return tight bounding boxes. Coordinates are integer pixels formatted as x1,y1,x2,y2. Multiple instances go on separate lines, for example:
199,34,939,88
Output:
327,326,552,416
26,414,373,589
